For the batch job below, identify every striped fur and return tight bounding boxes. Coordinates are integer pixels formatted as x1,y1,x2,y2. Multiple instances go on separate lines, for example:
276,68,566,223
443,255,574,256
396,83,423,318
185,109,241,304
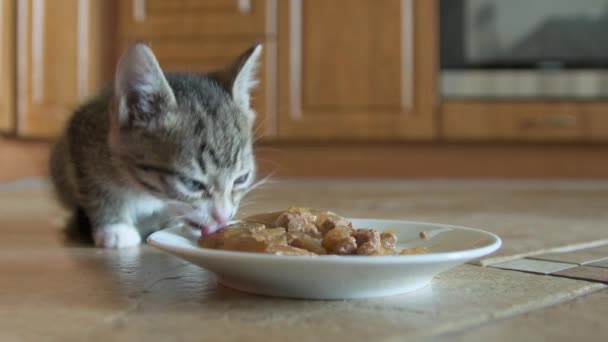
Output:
49,43,261,248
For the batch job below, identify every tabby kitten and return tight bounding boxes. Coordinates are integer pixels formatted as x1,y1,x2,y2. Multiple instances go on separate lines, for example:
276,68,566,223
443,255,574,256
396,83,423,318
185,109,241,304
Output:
49,42,261,248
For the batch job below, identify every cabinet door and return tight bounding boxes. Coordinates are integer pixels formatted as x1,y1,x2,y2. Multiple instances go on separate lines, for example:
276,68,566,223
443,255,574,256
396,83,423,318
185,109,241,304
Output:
118,0,278,138
277,0,437,140
119,0,267,38
0,0,14,133
582,103,608,141
442,101,586,141
16,0,116,138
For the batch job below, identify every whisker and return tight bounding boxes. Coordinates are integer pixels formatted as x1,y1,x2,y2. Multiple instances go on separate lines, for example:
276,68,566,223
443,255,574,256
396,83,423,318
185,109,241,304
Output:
254,146,288,153
249,173,275,191
252,122,266,137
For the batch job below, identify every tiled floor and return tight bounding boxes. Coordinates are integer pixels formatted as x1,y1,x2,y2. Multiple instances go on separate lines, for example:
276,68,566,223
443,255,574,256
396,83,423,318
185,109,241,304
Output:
1,180,608,341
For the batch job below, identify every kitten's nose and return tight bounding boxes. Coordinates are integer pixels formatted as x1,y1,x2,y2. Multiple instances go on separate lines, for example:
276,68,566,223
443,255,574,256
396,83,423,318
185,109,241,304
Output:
211,209,228,226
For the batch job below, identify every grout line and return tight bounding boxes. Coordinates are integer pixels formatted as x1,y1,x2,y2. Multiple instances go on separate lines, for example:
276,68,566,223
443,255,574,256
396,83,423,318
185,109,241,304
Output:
476,258,608,285
551,272,608,285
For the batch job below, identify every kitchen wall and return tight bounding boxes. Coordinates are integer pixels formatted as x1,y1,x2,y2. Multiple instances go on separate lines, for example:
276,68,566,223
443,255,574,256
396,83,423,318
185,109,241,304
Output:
1,0,607,181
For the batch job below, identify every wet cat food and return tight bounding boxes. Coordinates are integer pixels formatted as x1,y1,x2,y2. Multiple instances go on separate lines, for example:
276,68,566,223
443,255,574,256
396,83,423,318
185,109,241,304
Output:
199,207,428,256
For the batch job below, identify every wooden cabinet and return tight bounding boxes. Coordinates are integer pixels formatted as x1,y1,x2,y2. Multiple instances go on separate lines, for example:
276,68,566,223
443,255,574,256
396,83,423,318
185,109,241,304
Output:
442,101,608,141
14,0,115,138
442,101,585,141
118,0,277,138
277,0,437,140
2,0,606,143
582,103,608,141
4,0,608,180
119,0,268,38
0,0,15,133
118,0,437,141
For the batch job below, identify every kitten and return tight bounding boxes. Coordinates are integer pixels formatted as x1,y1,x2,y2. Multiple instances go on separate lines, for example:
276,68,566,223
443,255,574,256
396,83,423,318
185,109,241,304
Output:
49,42,261,248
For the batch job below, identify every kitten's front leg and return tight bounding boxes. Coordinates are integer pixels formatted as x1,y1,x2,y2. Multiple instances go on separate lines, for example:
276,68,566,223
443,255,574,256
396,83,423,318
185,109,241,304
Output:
86,198,141,248
93,223,141,248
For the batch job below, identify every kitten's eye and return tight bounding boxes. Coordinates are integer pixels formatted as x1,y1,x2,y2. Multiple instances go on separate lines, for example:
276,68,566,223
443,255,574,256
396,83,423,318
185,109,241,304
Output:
179,176,209,194
136,164,176,176
233,172,250,186
138,165,154,172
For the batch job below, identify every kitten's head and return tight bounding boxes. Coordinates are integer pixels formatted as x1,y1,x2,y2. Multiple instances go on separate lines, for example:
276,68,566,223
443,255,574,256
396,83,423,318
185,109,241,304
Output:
109,42,261,234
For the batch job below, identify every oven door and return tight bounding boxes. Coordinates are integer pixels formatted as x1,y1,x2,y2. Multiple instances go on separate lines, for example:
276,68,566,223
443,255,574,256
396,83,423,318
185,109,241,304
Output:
440,0,608,99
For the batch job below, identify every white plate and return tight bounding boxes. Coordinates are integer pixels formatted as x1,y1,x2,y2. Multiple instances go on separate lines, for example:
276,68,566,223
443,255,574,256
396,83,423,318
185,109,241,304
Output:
147,219,501,300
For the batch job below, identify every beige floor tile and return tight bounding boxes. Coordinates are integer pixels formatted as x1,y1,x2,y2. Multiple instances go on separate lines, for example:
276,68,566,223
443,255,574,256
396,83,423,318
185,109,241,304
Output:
434,289,608,342
488,258,576,275
529,245,608,265
553,266,608,283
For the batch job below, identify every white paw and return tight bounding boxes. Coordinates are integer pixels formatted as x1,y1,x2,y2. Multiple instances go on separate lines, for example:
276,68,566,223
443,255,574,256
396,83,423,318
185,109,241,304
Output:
93,224,142,248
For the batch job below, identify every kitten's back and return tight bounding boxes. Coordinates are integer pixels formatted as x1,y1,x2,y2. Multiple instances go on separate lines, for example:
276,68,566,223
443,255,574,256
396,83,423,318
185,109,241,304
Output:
49,89,113,209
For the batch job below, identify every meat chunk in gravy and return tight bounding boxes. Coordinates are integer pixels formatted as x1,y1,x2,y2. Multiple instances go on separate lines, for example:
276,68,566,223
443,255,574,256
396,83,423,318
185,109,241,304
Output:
322,225,357,255
380,232,398,250
351,229,383,255
199,208,427,256
274,211,320,237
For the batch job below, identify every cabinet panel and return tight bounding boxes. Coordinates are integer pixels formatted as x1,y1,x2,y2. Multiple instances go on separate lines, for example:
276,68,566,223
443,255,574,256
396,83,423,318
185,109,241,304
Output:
581,103,608,141
119,0,267,39
302,0,401,110
442,101,585,141
277,0,437,140
0,0,15,132
16,0,116,138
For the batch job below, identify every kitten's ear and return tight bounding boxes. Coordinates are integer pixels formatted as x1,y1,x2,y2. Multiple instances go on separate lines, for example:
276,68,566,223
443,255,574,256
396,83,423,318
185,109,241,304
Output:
215,43,262,112
113,42,176,129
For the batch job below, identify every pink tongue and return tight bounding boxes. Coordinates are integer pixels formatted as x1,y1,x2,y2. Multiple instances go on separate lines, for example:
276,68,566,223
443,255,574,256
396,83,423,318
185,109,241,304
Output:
201,225,217,236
